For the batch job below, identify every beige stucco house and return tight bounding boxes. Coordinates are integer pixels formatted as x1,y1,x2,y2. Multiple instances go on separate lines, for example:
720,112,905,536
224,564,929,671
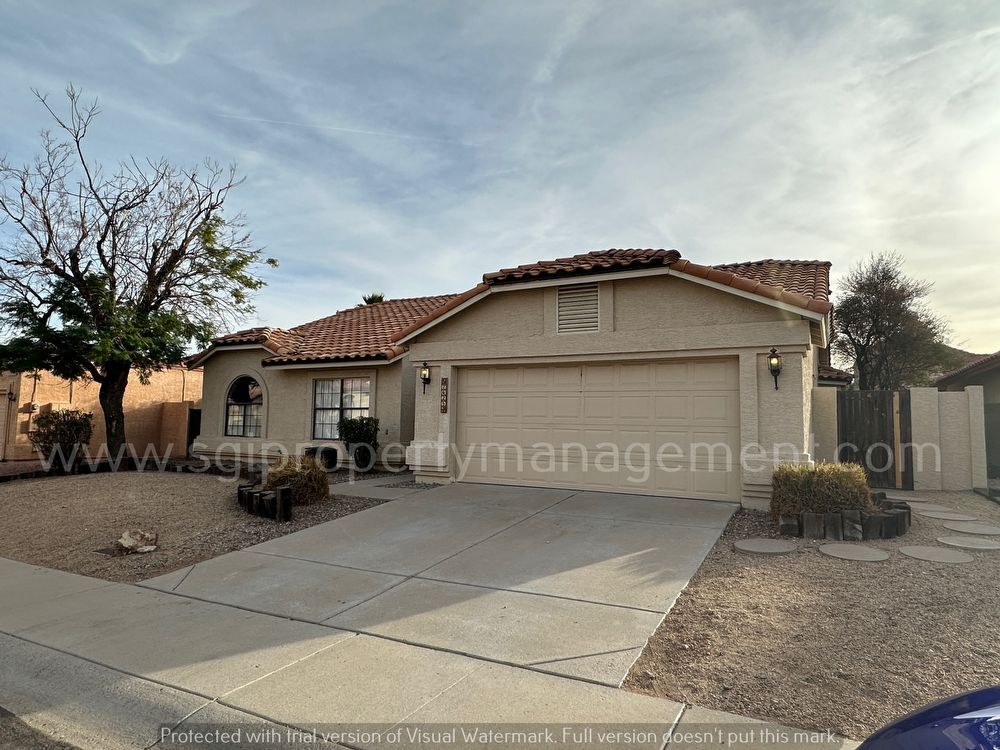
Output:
192,249,843,508
0,367,202,463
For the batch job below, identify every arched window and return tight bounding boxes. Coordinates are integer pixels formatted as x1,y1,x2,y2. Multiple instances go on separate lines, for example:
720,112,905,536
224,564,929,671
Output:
225,377,263,437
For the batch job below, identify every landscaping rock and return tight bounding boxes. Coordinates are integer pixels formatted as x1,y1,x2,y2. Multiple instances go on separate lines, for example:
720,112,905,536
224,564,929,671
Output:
115,529,158,555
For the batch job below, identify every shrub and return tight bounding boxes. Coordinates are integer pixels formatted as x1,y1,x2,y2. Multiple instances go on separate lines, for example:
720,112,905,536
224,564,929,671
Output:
29,409,94,473
338,416,380,472
770,462,874,523
264,455,328,505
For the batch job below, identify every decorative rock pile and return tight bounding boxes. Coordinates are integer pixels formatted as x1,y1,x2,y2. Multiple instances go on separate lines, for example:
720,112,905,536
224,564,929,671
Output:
778,493,911,541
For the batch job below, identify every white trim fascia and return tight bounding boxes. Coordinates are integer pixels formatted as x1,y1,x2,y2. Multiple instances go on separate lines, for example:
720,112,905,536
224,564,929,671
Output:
395,288,493,344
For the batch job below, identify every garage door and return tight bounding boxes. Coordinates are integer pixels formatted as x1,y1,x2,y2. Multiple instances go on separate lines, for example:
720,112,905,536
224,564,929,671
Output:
456,359,740,501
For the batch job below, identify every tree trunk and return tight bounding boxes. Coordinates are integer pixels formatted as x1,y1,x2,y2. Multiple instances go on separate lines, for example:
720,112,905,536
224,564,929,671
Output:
99,363,130,466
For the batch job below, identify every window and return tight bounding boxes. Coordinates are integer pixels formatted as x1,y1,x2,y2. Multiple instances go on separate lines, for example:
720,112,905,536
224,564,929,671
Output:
313,377,371,439
557,283,599,333
225,377,263,437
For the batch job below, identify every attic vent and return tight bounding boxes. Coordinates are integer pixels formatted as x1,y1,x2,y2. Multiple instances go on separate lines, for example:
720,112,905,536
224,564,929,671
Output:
557,284,599,333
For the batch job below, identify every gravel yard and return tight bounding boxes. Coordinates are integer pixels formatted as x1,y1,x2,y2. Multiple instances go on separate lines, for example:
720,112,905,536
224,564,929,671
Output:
0,472,386,583
624,490,1000,740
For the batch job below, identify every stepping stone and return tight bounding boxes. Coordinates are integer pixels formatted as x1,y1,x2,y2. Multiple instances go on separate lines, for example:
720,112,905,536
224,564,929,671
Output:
899,545,974,564
819,544,889,562
903,503,950,511
734,538,797,555
943,522,1000,536
938,536,1000,551
914,511,979,521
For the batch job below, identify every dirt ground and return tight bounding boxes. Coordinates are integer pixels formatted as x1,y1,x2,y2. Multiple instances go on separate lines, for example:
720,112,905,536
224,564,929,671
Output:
624,490,1000,740
0,472,385,583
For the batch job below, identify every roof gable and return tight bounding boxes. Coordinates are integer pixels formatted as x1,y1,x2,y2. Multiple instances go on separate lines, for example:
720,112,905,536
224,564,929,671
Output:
394,249,833,343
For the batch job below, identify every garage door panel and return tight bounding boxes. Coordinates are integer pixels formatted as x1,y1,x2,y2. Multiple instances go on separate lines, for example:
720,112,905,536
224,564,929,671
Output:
583,365,616,387
654,395,690,420
551,396,582,418
582,395,616,419
457,359,740,501
618,394,652,419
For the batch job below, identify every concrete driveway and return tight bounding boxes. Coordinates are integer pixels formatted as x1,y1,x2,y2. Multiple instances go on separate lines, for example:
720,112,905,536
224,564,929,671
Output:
144,482,735,686
1,482,744,749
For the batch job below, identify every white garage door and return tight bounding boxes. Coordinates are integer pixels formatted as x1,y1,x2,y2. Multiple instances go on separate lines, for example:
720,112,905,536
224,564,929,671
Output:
456,359,740,501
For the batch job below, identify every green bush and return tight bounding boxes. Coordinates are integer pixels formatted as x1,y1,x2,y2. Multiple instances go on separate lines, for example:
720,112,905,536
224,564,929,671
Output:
29,409,94,473
770,462,874,523
264,456,328,505
338,416,380,472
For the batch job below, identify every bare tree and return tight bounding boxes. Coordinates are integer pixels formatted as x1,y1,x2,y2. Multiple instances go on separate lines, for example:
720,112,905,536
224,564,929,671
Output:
0,86,276,461
833,252,959,390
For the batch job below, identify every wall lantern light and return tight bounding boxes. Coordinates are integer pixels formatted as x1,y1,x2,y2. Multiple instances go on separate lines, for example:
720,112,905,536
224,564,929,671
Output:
6,391,15,403
419,362,431,393
767,348,783,390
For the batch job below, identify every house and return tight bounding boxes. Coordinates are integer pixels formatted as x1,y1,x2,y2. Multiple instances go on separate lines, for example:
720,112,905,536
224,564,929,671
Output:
187,296,457,467
192,249,840,507
0,367,203,462
938,350,1000,478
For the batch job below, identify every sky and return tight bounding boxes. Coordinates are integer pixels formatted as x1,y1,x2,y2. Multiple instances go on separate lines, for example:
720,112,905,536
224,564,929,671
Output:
1,0,998,352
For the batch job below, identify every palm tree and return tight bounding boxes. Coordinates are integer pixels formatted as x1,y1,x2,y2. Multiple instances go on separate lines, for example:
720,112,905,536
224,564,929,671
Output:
361,292,385,305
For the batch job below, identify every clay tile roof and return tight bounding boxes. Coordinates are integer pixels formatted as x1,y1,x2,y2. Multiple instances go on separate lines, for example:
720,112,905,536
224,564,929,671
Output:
390,250,833,344
712,259,832,302
481,248,833,314
936,349,1000,385
188,295,458,367
483,248,682,285
818,364,855,384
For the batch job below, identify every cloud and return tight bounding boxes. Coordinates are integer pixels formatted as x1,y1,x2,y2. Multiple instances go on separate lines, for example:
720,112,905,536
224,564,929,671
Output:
0,0,998,351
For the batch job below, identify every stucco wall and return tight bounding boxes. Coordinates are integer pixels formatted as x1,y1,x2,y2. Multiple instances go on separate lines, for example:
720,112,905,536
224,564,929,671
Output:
195,349,411,467
1,367,202,461
405,273,822,507
811,386,839,463
909,386,988,491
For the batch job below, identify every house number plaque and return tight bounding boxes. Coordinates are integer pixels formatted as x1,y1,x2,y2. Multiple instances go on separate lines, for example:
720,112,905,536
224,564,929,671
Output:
440,377,449,413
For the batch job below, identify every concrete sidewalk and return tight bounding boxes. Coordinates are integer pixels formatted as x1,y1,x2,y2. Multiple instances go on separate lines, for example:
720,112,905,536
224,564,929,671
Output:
1,557,860,749
1,558,681,749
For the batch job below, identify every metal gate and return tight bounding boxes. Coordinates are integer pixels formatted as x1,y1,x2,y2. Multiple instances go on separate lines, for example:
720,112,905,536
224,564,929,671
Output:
836,390,913,490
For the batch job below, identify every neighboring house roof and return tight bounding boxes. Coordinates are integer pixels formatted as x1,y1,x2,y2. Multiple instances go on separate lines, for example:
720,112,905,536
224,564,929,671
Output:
818,364,855,385
937,349,1000,387
188,295,457,367
395,248,833,342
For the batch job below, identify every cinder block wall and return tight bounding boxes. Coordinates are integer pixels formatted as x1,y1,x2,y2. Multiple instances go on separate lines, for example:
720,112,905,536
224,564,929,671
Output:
907,386,987,491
